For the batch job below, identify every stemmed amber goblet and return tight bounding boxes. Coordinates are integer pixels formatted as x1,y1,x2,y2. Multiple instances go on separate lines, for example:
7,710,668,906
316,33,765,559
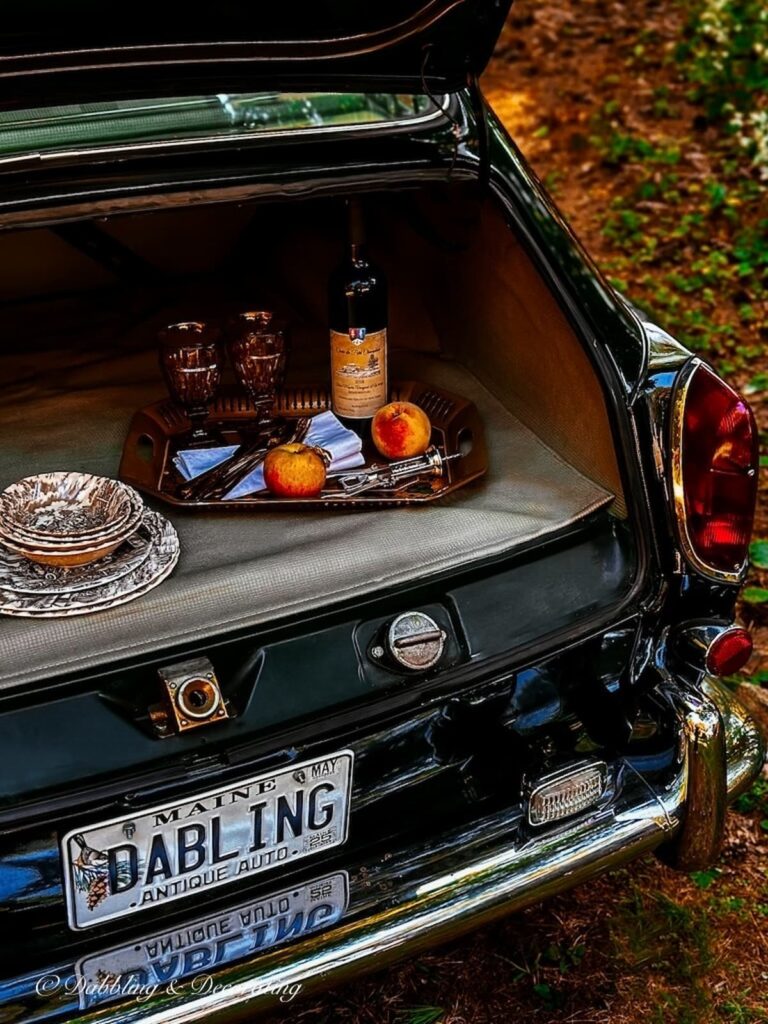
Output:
158,321,224,448
227,311,287,419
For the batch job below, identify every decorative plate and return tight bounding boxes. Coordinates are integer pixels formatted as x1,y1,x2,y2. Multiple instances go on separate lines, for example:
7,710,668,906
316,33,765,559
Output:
0,511,179,618
0,527,153,595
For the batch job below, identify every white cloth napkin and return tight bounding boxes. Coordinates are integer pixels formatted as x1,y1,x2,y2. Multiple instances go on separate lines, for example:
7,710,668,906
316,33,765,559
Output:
173,411,365,498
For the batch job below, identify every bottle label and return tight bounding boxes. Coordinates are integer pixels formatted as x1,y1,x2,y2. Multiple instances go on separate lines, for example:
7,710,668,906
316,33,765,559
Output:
330,328,388,419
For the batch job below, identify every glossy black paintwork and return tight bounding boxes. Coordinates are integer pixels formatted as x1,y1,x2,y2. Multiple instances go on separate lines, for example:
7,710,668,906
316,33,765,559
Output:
0,516,634,811
1,627,676,962
0,755,676,1024
0,79,744,1013
0,0,512,103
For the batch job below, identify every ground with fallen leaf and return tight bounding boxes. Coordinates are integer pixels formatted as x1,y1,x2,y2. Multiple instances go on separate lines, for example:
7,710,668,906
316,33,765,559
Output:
265,1,768,1021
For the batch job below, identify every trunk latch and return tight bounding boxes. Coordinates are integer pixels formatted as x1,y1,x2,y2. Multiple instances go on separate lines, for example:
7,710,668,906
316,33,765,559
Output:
150,656,231,738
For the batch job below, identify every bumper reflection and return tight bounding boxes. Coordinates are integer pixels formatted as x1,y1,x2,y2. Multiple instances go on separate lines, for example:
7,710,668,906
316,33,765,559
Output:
75,871,348,1010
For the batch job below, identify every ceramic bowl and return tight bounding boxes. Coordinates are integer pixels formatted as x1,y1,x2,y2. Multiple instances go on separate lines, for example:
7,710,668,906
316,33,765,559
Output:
0,473,142,545
0,473,144,566
0,534,126,568
0,496,144,551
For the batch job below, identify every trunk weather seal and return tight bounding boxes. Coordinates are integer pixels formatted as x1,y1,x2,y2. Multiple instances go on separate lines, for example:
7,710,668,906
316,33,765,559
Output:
467,73,490,188
0,95,452,169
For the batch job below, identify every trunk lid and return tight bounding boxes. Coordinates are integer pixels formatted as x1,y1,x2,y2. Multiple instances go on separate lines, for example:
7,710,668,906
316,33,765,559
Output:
0,0,512,104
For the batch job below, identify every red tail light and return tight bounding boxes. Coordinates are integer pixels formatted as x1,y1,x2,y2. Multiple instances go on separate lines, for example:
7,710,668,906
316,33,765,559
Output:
671,361,758,581
705,627,753,676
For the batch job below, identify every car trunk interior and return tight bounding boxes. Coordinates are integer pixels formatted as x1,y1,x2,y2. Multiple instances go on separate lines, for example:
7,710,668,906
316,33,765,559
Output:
0,183,629,691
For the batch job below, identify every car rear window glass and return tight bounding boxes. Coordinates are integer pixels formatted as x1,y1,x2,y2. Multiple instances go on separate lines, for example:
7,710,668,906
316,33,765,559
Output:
0,92,438,158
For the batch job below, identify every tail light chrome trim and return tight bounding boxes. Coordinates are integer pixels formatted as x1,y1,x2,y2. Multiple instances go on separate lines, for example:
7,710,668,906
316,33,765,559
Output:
670,358,757,584
670,621,753,677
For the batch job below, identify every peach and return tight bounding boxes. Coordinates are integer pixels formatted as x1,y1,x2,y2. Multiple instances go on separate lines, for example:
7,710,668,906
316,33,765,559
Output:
263,443,328,498
371,401,432,460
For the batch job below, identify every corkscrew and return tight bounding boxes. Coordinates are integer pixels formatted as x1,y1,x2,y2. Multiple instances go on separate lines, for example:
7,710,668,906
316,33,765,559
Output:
335,446,461,496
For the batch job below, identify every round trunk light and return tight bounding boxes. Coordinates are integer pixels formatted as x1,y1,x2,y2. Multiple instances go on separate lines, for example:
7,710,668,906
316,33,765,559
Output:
705,627,753,676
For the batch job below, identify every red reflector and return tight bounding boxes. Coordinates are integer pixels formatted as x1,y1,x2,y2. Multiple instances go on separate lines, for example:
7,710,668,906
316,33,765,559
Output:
705,627,753,676
673,363,758,578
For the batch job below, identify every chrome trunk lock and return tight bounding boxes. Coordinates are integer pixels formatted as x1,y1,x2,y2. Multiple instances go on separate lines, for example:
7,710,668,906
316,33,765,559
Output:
370,611,447,672
150,656,231,737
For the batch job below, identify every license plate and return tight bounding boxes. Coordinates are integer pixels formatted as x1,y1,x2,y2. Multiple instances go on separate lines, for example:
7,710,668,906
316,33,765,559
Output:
74,871,349,1009
62,751,353,930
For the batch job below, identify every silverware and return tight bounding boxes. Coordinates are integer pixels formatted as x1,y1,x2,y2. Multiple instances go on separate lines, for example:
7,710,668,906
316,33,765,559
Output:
177,422,277,502
179,417,311,502
335,446,461,496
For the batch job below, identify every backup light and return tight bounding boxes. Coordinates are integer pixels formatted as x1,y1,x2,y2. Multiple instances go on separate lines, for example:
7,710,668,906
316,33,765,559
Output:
671,361,758,581
527,762,607,827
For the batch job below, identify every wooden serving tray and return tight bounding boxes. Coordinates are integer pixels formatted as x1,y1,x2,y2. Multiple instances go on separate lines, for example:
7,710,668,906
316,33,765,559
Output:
119,380,487,509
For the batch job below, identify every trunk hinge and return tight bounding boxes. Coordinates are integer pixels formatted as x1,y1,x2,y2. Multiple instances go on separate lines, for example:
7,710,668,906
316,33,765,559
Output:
467,73,490,189
421,45,473,183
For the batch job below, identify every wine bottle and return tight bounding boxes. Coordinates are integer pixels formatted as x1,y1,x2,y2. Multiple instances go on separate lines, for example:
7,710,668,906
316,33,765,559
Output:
329,199,388,427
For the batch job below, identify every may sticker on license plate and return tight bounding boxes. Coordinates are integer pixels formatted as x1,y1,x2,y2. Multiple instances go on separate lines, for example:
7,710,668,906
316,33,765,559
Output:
61,751,353,930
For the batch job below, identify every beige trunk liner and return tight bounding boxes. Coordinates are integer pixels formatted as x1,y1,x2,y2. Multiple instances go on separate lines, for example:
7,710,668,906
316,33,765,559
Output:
0,343,613,689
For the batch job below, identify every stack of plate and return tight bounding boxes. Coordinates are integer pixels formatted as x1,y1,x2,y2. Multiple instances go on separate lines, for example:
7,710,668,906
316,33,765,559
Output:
0,472,180,618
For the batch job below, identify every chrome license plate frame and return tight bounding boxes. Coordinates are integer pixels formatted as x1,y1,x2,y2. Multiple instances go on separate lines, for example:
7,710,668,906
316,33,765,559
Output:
61,751,353,930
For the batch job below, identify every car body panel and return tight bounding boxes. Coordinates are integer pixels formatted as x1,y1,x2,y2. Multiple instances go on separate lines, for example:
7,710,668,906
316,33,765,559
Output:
0,28,763,1021
0,680,762,1024
0,0,512,101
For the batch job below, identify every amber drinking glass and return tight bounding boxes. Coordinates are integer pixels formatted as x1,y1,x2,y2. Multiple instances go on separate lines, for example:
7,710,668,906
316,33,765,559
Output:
158,321,223,448
227,311,287,416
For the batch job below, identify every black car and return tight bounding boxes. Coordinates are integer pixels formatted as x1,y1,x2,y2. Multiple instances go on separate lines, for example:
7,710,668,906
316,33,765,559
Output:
0,3,764,1021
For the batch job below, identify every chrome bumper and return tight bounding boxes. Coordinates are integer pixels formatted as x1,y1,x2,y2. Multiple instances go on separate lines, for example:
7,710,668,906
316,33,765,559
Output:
73,679,764,1024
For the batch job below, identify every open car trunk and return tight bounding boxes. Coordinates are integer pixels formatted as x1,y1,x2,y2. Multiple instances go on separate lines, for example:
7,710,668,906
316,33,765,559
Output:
0,184,630,690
